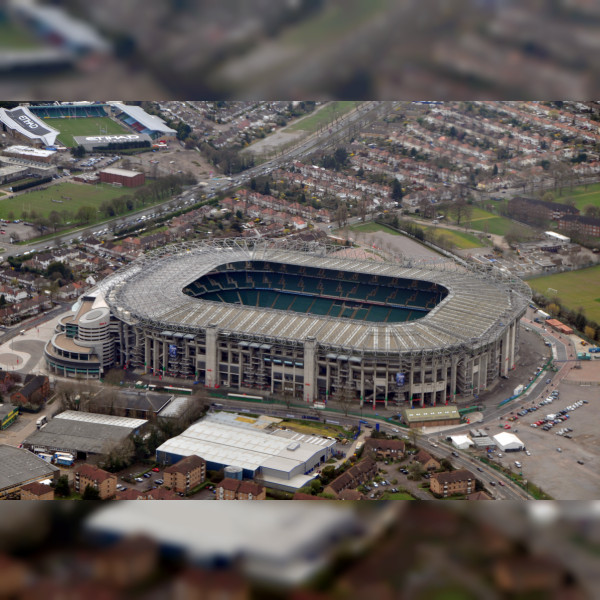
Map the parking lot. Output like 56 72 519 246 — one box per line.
493 382 600 499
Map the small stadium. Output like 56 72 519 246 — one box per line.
28 103 126 147
95 239 530 408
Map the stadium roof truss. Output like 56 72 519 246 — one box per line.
102 238 531 357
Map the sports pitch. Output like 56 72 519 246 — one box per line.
0 182 136 221
44 117 129 148
527 265 600 324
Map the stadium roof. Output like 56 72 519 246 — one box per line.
0 444 58 492
102 239 531 355
0 107 59 146
11 0 109 52
156 413 334 474
108 103 176 135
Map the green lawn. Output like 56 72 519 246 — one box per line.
527 265 600 324
0 181 138 222
0 21 40 49
286 101 359 133
561 182 600 211
349 222 401 235
380 491 415 500
44 117 128 148
461 207 514 236
283 0 391 46
425 227 486 250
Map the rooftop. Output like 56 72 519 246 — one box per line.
0 445 58 492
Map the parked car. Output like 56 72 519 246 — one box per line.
152 467 160 472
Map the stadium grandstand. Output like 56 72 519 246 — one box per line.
108 102 177 140
28 102 109 119
64 239 531 410
0 106 59 146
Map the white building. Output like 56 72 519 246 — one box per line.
493 432 524 452
156 413 336 492
450 435 474 450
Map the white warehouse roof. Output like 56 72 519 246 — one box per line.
450 435 474 449
493 432 524 451
54 410 147 430
156 413 335 474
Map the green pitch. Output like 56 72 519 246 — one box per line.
561 182 600 212
527 265 600 324
286 101 358 133
0 182 133 221
44 117 129 148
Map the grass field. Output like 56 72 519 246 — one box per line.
44 117 128 148
380 491 415 500
350 221 485 250
424 227 485 249
349 222 401 235
0 182 136 221
462 206 515 236
281 419 348 437
527 265 600 324
561 182 600 211
0 22 40 49
286 101 359 133
283 0 391 46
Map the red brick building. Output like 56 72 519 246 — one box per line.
74 464 117 499
20 481 54 500
215 478 266 500
163 454 206 494
10 375 50 406
99 167 145 188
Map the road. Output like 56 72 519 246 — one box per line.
1 102 392 259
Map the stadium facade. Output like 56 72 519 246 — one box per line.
47 239 531 408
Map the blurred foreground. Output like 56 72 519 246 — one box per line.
1 0 600 99
0 501 598 598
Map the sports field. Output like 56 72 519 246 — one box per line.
561 182 600 212
0 182 134 221
463 207 514 236
527 265 600 324
424 227 485 249
350 222 401 236
44 117 129 147
286 101 358 133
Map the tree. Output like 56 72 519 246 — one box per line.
547 302 561 317
333 381 356 417
407 462 425 481
48 210 62 233
450 197 472 226
82 485 101 500
584 325 596 341
75 205 96 225
54 475 70 498
391 179 403 202
492 164 498 176
71 145 86 158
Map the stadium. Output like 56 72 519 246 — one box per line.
51 239 530 407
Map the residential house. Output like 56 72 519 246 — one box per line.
493 556 574 596
83 535 158 590
338 489 365 500
215 478 266 500
557 214 600 237
74 464 117 499
429 469 476 497
117 488 178 500
364 438 405 460
20 481 54 500
324 458 378 498
413 449 440 471
10 374 50 406
163 454 206 494
173 567 250 600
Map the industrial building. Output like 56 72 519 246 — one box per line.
94 238 529 409
0 445 59 499
99 167 145 188
23 411 147 462
402 405 462 429
2 145 55 163
156 412 336 492
85 502 359 586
